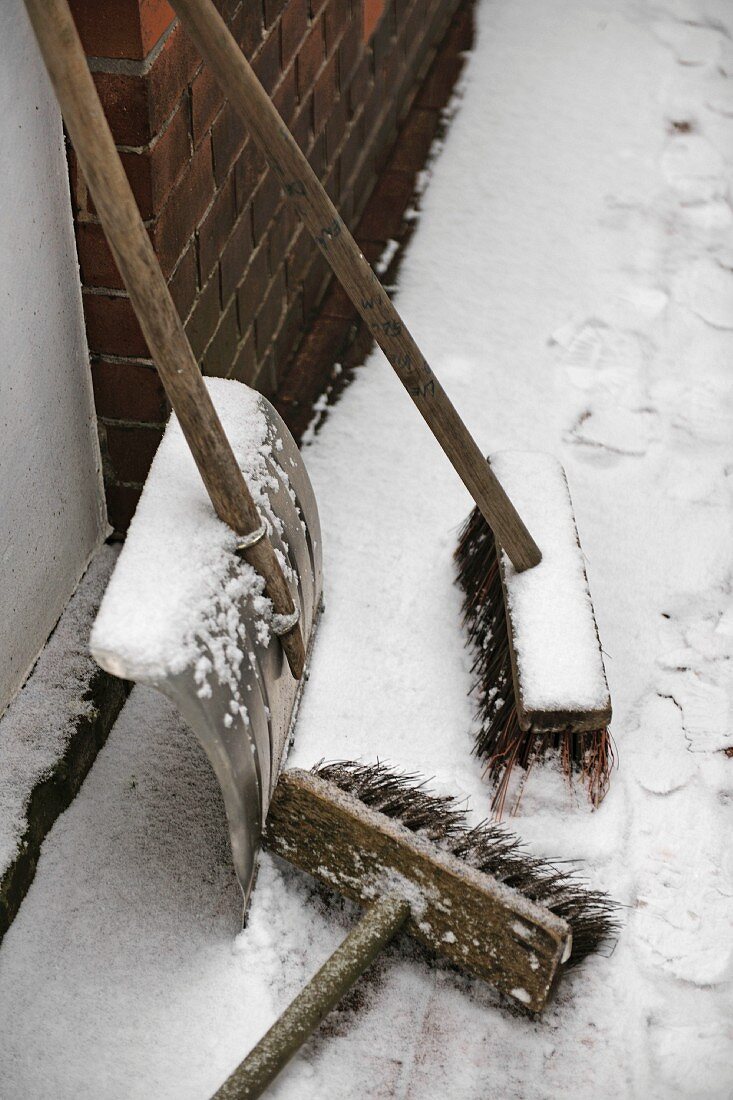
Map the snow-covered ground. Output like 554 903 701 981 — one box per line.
1 0 732 1095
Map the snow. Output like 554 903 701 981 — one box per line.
1 0 732 1096
91 378 280 686
0 546 118 877
490 450 611 714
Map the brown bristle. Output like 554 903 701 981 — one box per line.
455 507 615 814
314 760 619 966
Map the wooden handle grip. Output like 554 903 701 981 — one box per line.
170 0 541 572
24 0 305 677
213 893 410 1098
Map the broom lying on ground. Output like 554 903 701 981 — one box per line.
213 760 619 1099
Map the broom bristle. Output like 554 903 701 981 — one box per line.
314 760 619 966
455 507 615 814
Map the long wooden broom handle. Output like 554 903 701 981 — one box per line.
170 0 541 573
24 0 305 679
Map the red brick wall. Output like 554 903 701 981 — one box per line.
67 0 461 532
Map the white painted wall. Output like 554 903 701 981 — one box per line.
0 1 107 716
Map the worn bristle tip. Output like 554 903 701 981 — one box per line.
454 507 615 814
314 760 619 966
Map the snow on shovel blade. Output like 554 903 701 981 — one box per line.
90 378 322 908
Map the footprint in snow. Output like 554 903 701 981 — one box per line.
667 670 732 754
564 405 659 460
660 133 727 204
672 257 733 328
705 81 733 118
651 20 724 66
648 996 733 1098
632 794 732 986
550 319 652 401
630 694 696 795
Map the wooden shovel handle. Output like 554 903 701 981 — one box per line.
24 0 305 678
170 0 541 573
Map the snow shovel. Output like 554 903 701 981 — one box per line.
24 0 322 908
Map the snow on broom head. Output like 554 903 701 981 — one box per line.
454 452 615 816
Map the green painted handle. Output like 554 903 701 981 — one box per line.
212 893 411 1099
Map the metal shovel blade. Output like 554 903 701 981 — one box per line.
90 378 322 909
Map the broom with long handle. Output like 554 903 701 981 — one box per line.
169 0 613 804
170 0 542 576
23 0 306 680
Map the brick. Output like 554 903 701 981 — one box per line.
252 174 281 242
268 203 299 280
122 99 193 220
416 43 464 109
360 68 385 140
296 18 325 98
274 288 305 365
105 422 164 484
386 107 438 173
313 52 338 134
76 222 122 289
106 483 143 533
372 1 396 67
92 71 148 149
237 243 270 328
229 326 257 384
255 267 287 356
357 170 413 242
273 62 298 124
92 23 199 147
145 24 201 136
216 0 241 21
281 0 308 61
83 292 148 358
290 98 311 152
203 298 240 377
307 131 327 179
185 270 221 360
338 14 362 87
320 278 357 322
286 315 346 389
220 210 255 304
339 108 365 187
363 0 386 41
68 0 174 61
264 0 287 26
302 250 331 318
191 65 226 146
323 157 340 204
254 349 278 398
325 93 348 161
235 1 264 56
234 139 268 213
168 242 198 322
198 173 237 282
347 54 371 117
274 312 345 436
253 25 282 94
91 359 168 422
152 135 215 275
73 96 190 221
212 103 247 187
323 0 350 54
340 317 375 368
286 225 314 289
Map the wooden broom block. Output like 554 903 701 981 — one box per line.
265 770 572 1012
